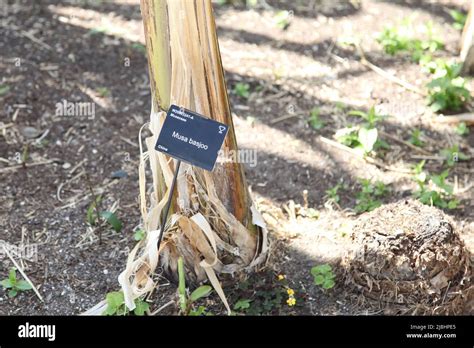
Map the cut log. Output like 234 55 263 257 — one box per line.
342 200 472 315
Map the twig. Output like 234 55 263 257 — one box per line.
12 108 20 122
85 173 103 245
434 113 474 125
9 24 52 50
379 130 432 156
319 136 412 174
260 90 288 103
355 43 425 96
150 300 175 315
410 154 444 161
2 244 44 302
120 136 139 148
57 170 85 202
455 182 473 194
35 129 50 144
270 113 303 124
69 159 86 175
0 123 14 130
328 52 347 64
441 281 451 305
55 180 117 210
0 158 59 173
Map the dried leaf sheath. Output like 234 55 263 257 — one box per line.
113 0 268 313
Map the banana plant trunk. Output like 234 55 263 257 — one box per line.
461 0 474 74
124 0 267 310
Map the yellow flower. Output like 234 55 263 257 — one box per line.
287 297 296 306
286 288 294 296
277 274 285 281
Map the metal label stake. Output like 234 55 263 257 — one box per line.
156 159 181 253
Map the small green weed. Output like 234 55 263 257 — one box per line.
131 43 147 55
233 299 252 311
408 128 425 147
1 268 33 298
97 87 110 97
177 257 213 316
413 168 459 210
348 106 384 128
273 10 292 30
308 108 325 130
354 179 388 213
87 195 123 232
103 291 149 316
377 19 443 62
440 145 468 167
336 107 390 156
325 183 342 203
426 62 470 112
449 10 467 30
311 264 335 290
232 272 297 315
233 82 250 99
336 126 388 156
133 228 146 241
0 84 10 96
455 122 469 136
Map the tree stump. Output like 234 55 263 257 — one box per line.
342 200 472 314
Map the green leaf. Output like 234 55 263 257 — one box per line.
15 280 32 291
234 299 251 311
8 289 18 298
309 108 325 130
447 199 458 210
274 10 291 30
86 196 101 225
322 279 335 289
103 306 117 316
311 264 332 275
374 181 388 196
413 160 426 175
96 87 110 97
430 100 444 112
131 43 147 55
100 211 122 232
189 305 207 316
409 129 424 147
133 300 149 316
190 285 212 302
233 83 250 99
0 85 10 96
1 279 12 289
133 229 146 241
358 127 378 153
314 275 324 285
105 291 124 313
431 170 453 194
8 268 17 286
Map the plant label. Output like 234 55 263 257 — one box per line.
155 104 229 171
